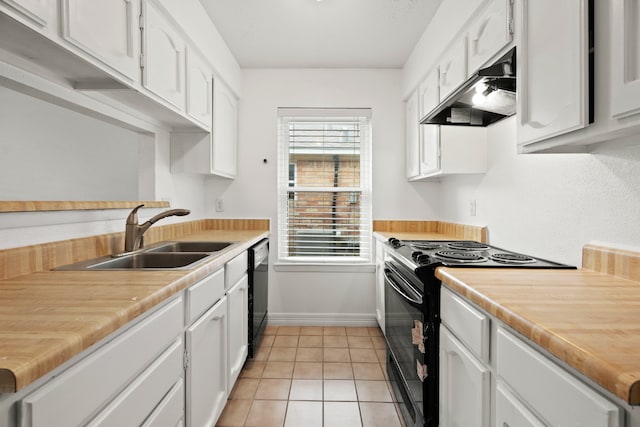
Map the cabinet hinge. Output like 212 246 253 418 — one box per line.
138 12 145 30
183 349 190 371
140 53 145 69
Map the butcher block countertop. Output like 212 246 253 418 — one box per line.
0 224 268 393
437 243 640 405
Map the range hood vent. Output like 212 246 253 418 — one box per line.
421 47 516 127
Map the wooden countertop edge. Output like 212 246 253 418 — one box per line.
0 230 269 393
0 201 170 212
436 268 640 405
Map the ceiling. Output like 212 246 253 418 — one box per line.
198 0 443 69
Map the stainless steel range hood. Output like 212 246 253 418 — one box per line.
421 47 516 127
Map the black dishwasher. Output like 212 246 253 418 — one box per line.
247 238 269 358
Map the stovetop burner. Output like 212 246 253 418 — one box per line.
435 250 487 263
386 238 575 270
411 242 442 251
490 252 536 264
446 241 490 251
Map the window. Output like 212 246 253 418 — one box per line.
277 108 372 264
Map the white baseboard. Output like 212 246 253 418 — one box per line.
267 312 378 327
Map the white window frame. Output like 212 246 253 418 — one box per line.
276 107 373 266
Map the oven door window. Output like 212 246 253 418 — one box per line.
384 262 426 421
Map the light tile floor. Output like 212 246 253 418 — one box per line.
216 325 405 427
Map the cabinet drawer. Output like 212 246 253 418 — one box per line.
225 250 247 290
186 267 224 324
496 382 545 427
497 327 621 427
87 338 183 426
142 378 185 427
440 287 489 362
21 297 184 427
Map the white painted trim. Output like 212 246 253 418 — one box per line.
267 312 377 327
273 263 375 273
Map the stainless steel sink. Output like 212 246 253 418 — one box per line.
146 241 233 253
55 252 211 270
54 240 236 271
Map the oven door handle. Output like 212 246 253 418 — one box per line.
384 268 423 306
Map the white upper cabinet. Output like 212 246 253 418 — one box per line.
516 0 590 146
406 90 421 179
142 0 187 110
467 0 513 74
1 0 51 27
170 77 239 179
419 67 440 118
186 49 213 129
439 37 467 101
212 77 238 178
611 0 640 119
60 0 140 82
418 69 441 176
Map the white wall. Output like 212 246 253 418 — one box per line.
0 86 139 201
437 117 640 267
205 68 441 324
0 91 208 250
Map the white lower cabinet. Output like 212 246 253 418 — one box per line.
185 296 228 427
142 379 185 427
439 323 490 427
440 287 624 427
227 274 249 388
20 297 184 427
375 239 385 332
497 327 621 427
495 382 545 427
87 338 184 427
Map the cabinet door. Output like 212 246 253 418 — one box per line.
212 78 238 178
186 296 228 427
611 0 640 118
143 0 186 110
375 260 385 332
1 0 51 27
517 0 589 145
419 125 440 176
406 90 420 179
439 37 467 101
468 0 513 74
186 49 212 128
227 274 249 388
418 68 440 119
439 326 490 427
495 383 546 427
61 0 139 82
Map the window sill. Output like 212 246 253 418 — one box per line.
273 263 376 273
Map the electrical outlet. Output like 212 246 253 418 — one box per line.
470 199 477 217
215 198 224 212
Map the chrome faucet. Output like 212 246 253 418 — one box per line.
124 204 191 252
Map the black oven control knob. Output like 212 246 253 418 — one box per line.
388 238 401 248
411 251 423 261
416 254 432 265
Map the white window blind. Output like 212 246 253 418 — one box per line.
277 108 372 264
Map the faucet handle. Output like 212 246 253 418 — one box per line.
126 204 145 225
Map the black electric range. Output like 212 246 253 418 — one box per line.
382 238 575 427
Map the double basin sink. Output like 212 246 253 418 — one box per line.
56 241 235 270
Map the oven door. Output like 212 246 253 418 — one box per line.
384 261 426 427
